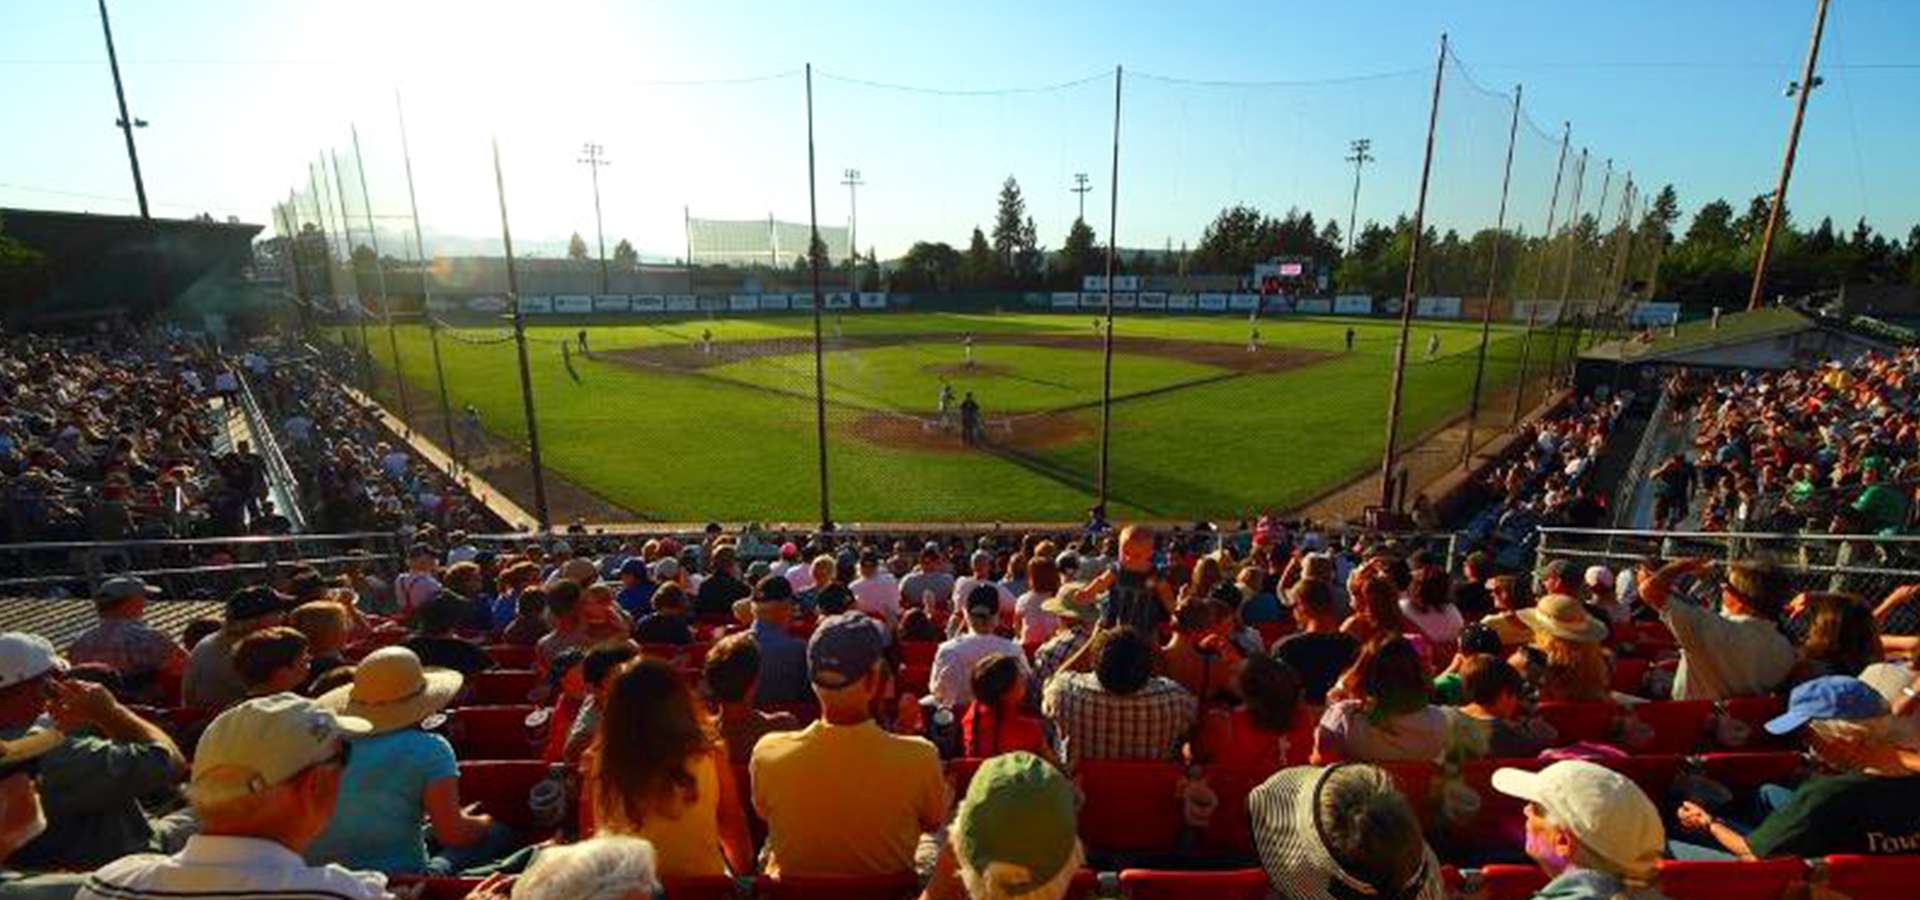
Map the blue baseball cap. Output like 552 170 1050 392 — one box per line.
807 612 887 689
1765 675 1889 735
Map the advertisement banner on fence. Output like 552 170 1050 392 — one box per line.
424 296 457 313
697 295 727 312
858 292 888 309
462 296 507 314
1511 299 1562 323
820 293 851 310
1263 294 1297 313
1167 293 1196 310
1138 292 1167 309
1198 293 1230 311
1082 275 1141 292
1333 295 1373 315
632 295 665 313
1629 301 1681 326
728 294 760 312
547 295 589 314
1113 292 1137 309
760 294 791 311
664 294 697 312
1229 293 1260 311
1051 292 1079 309
592 295 631 313
1415 296 1462 319
1297 298 1332 314
520 295 554 314
1079 293 1105 308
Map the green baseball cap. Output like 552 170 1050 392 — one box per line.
954 752 1077 890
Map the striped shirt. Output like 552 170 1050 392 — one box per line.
77 835 390 900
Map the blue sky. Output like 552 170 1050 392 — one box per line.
1 0 1913 260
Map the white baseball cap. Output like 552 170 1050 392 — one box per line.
0 634 67 690
1584 566 1616 589
1492 761 1663 881
188 694 372 807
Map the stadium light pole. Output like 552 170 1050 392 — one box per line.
1343 138 1373 258
1378 34 1447 514
493 136 551 531
397 90 459 465
95 0 149 220
578 142 612 295
1094 65 1123 526
1749 0 1830 311
352 124 412 429
1071 172 1092 223
806 65 833 531
1462 83 1523 469
841 168 864 289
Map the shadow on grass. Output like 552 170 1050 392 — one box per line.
975 439 1171 519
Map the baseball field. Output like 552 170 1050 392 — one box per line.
334 311 1537 523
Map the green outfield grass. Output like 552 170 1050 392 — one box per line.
339 311 1533 522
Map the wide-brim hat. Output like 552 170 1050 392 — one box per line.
1040 584 1098 622
1517 593 1609 643
1248 766 1446 900
318 646 463 735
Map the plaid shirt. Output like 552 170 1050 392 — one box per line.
1032 628 1088 685
1042 671 1196 769
67 620 185 701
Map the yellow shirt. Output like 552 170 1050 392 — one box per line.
749 719 948 877
595 751 727 878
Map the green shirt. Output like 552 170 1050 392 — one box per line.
6 728 176 870
1854 484 1910 534
1746 773 1920 858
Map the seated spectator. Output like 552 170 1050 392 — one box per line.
394 544 444 618
183 586 289 710
751 613 947 877
613 558 655 619
1430 623 1504 705
488 562 539 632
1192 654 1304 769
1482 574 1536 647
561 642 641 763
633 584 693 645
1444 655 1553 760
849 550 902 628
1491 760 1669 900
703 634 799 765
919 752 1081 900
3 629 193 871
813 583 854 617
1638 558 1795 700
1161 597 1242 703
961 654 1052 762
402 591 495 677
1237 565 1285 626
694 546 751 618
538 650 588 764
75 695 389 900
1452 552 1494 621
290 601 352 692
794 555 840 616
953 550 1016 626
1789 592 1882 682
1042 626 1197 768
931 587 1029 708
1032 584 1097 686
306 647 502 875
234 626 312 698
1584 565 1630 626
1247 763 1446 900
499 586 549 647
1014 556 1063 645
1400 566 1464 655
1672 675 1920 859
748 576 810 706
506 835 659 900
65 576 185 706
1342 573 1413 649
536 582 626 671
586 657 754 877
1275 578 1360 707
1519 593 1613 703
1315 635 1446 764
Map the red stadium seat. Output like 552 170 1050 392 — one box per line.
1371 760 1438 829
1064 869 1101 900
1116 868 1269 900
465 668 538 706
1625 700 1715 755
898 665 931 697
1611 657 1651 695
1536 701 1620 745
757 873 919 900
1074 762 1185 857
1695 752 1804 793
487 644 536 669
457 760 549 833
1655 859 1806 900
899 640 938 667
1474 864 1551 900
1718 696 1790 749
1598 754 1684 803
1198 764 1282 857
1821 854 1920 900
658 876 741 900
440 705 542 760
387 876 481 900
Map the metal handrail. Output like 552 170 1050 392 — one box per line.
1609 385 1673 529
234 366 309 532
1538 525 1920 545
0 531 400 555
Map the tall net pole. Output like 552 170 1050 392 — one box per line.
1094 65 1123 525
352 124 412 428
1378 34 1449 512
396 91 459 464
805 64 832 530
1749 0 1831 310
493 137 550 531
328 150 376 391
1462 83 1523 467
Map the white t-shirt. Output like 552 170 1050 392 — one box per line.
850 573 901 624
1398 599 1464 647
1663 599 1795 701
1015 589 1059 645
78 836 388 900
952 576 1016 620
928 632 1029 707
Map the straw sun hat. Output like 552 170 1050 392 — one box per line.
317 646 463 735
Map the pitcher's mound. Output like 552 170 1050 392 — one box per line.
845 411 1090 455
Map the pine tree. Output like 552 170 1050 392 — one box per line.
568 232 590 260
991 176 1028 271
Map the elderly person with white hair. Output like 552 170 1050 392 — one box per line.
1492 760 1671 900
505 836 659 900
920 752 1081 900
1670 675 1920 860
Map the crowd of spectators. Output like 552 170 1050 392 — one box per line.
0 505 1914 900
1651 349 1920 535
1459 390 1629 565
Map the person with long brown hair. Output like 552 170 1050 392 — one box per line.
586 658 755 878
1519 593 1614 703
1792 592 1883 682
961 654 1055 764
1314 635 1446 764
